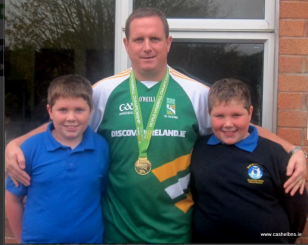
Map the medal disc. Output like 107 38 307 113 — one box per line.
135 158 152 175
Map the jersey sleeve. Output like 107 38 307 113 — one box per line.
89 70 131 132
89 85 105 132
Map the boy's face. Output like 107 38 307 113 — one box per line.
47 97 92 146
210 99 253 145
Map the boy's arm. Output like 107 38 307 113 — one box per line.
254 124 307 195
5 123 49 186
5 191 24 243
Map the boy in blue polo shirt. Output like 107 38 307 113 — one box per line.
5 75 110 243
191 78 308 243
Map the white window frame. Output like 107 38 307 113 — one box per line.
114 0 278 131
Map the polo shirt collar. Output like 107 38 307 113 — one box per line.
44 122 95 151
207 125 258 152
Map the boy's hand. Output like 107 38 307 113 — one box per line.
5 141 31 187
283 150 307 196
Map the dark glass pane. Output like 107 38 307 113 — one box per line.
0 39 3 76
134 0 265 19
5 0 115 142
168 42 264 125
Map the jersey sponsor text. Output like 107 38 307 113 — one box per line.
111 129 186 138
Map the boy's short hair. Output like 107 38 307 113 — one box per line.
208 78 251 113
47 75 93 108
125 7 169 39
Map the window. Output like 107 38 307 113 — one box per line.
134 0 265 19
5 0 115 143
115 0 277 130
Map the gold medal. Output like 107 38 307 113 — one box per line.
135 157 152 175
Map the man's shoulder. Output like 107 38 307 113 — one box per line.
169 66 210 91
92 69 131 90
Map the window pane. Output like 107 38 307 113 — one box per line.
134 0 265 19
168 42 264 124
5 0 115 142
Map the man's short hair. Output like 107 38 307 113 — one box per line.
125 7 169 39
47 75 93 109
208 78 252 113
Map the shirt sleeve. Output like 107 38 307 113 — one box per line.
5 176 27 197
5 142 32 197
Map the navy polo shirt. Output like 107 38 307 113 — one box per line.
6 122 109 243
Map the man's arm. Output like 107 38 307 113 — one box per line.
5 191 24 243
254 124 307 195
5 123 49 186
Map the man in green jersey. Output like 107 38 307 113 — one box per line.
5 7 307 243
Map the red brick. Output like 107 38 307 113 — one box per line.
305 95 308 110
277 128 302 145
280 2 308 19
306 57 308 72
303 130 308 146
279 56 304 73
278 110 307 127
280 39 308 55
280 20 305 37
278 75 308 92
278 93 303 109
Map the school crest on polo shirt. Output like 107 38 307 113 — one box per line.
247 163 264 184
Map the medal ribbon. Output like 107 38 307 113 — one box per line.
129 67 169 159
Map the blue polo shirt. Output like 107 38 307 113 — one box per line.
6 122 110 243
207 125 258 152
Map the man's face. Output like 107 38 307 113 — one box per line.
124 16 172 81
210 100 253 145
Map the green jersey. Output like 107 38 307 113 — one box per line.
90 67 211 243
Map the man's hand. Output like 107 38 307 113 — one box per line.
5 141 30 187
283 150 307 196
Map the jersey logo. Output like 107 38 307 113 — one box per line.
119 103 133 111
167 98 176 115
164 98 178 119
119 103 134 116
247 163 264 184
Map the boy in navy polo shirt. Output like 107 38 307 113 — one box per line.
191 78 308 243
5 75 110 243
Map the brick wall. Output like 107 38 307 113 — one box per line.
279 1 308 243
